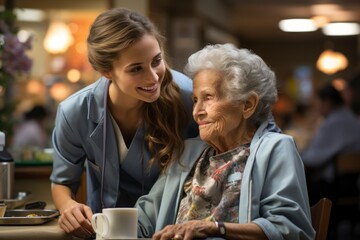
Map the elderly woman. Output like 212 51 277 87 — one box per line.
136 44 315 240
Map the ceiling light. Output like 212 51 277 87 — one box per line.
322 22 360 36
279 19 318 32
15 8 46 22
316 49 348 75
43 22 74 54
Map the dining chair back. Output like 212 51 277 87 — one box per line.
335 153 360 207
336 153 360 175
310 198 332 240
332 153 360 238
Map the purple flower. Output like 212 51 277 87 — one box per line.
0 20 10 34
0 20 33 76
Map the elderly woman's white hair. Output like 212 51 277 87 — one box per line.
184 43 278 127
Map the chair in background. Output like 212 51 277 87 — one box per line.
311 198 332 240
333 153 360 239
335 153 360 207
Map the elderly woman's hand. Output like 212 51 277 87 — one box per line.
152 220 217 240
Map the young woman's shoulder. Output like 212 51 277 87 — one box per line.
56 77 107 125
58 78 106 113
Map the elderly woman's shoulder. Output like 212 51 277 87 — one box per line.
254 132 301 164
172 137 208 170
261 131 297 147
183 137 209 156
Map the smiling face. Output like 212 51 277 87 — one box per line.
104 34 166 107
192 69 253 153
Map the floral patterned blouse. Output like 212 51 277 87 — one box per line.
176 144 250 224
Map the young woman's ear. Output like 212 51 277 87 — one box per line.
100 71 112 80
243 92 259 119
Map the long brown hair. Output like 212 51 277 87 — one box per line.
87 8 188 172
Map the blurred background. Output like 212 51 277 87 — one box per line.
0 0 359 152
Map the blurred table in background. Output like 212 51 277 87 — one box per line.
14 160 87 208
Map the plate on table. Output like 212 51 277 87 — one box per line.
1 192 31 209
0 209 60 225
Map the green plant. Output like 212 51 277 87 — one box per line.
0 8 32 137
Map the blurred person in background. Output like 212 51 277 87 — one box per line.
283 103 313 152
344 71 360 121
11 105 50 159
300 83 360 205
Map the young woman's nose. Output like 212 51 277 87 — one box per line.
146 68 159 83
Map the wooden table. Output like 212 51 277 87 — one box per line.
0 218 152 240
0 219 75 240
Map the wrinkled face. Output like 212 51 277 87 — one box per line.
192 69 246 149
106 34 166 104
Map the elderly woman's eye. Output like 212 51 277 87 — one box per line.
205 95 213 101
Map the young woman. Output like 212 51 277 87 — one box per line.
50 8 197 238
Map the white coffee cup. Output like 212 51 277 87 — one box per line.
91 208 138 239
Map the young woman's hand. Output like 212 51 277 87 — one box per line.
58 199 95 239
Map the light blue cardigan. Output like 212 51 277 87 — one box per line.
136 122 315 240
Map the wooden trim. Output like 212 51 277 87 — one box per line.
311 198 332 240
336 153 360 174
15 166 87 204
15 166 53 179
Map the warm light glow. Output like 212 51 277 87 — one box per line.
322 22 360 36
44 22 74 54
26 79 45 95
332 78 346 91
75 42 87 54
311 16 330 28
49 82 72 101
17 30 31 43
50 56 66 72
68 22 79 33
15 8 45 22
67 69 81 83
316 49 348 75
310 4 341 16
279 19 318 32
